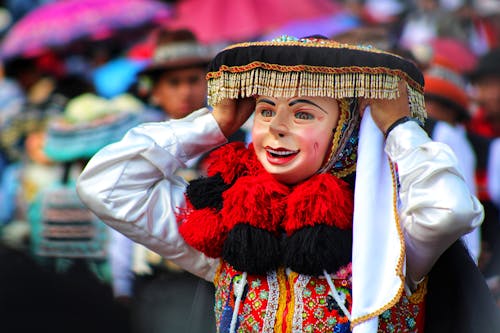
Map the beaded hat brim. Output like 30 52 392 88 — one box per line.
207 37 426 121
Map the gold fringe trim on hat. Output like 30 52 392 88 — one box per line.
207 65 426 122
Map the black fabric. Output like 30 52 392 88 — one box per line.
283 225 352 276
186 173 229 210
222 224 282 275
208 41 424 87
466 133 500 278
423 117 438 137
467 132 491 171
467 47 500 82
425 241 500 333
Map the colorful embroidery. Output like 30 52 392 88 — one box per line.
214 262 424 333
378 295 423 333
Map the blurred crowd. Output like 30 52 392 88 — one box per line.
0 0 499 332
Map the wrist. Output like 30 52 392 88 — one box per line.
385 116 422 138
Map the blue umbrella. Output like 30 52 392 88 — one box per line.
93 57 149 99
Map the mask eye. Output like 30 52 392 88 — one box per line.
260 109 275 118
295 111 314 120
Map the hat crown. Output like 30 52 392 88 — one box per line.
426 65 466 90
152 41 209 64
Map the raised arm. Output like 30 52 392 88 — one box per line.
385 118 483 286
366 80 483 285
76 108 227 281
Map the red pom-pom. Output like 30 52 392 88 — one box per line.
203 142 247 183
221 172 290 233
283 173 353 235
178 207 227 258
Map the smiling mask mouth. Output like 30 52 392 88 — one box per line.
266 147 299 158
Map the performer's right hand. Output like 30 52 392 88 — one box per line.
212 97 255 138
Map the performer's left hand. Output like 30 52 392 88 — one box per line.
359 80 411 134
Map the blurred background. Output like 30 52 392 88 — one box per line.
0 0 499 332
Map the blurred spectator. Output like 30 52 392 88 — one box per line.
470 0 500 54
462 47 500 304
423 64 481 262
137 28 211 120
467 47 500 138
0 62 26 226
399 0 467 49
0 62 25 127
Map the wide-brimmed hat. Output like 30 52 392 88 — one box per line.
206 35 426 121
467 47 500 82
140 29 211 75
424 65 470 121
43 93 147 162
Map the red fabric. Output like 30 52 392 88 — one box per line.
215 261 424 332
179 143 355 257
205 142 262 184
221 173 289 232
467 108 499 138
283 173 353 235
178 204 226 258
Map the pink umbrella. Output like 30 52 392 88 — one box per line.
1 0 172 59
260 11 360 41
166 0 342 44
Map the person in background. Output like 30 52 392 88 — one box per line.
465 47 500 305
0 61 25 227
138 28 211 120
422 64 481 263
467 47 500 138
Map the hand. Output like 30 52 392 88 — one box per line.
359 80 411 134
212 97 256 138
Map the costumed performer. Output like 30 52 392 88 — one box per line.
76 36 497 332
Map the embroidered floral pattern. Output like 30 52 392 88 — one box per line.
378 295 423 333
214 262 424 333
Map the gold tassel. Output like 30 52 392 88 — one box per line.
208 69 427 121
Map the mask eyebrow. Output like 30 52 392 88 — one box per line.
256 98 276 106
289 99 327 114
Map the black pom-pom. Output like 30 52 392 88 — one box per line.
186 173 230 210
283 225 352 276
222 224 282 275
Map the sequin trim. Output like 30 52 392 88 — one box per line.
292 274 311 332
263 271 279 333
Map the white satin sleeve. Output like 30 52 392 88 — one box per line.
76 108 227 282
385 121 484 284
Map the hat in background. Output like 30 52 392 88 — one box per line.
139 29 211 76
467 47 500 82
44 93 145 162
424 65 470 121
429 37 477 74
